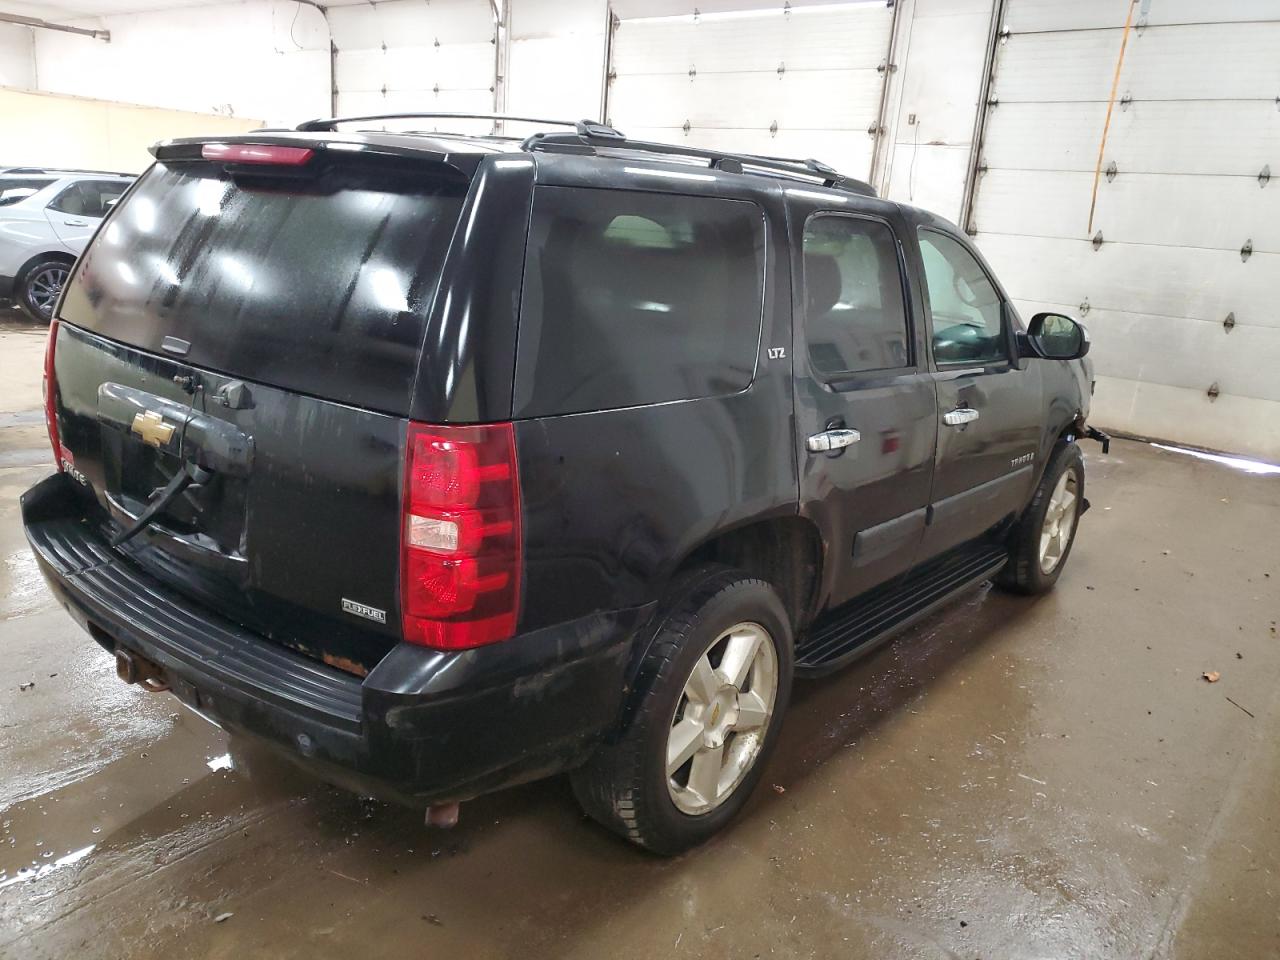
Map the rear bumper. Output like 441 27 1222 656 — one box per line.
22 472 642 806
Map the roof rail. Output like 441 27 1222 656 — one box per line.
520 128 875 197
295 112 588 133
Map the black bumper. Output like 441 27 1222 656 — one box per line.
22 472 641 806
0 274 14 301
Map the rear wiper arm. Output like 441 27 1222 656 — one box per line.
109 461 212 548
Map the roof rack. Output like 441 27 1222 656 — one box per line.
295 112 588 133
1 166 134 177
290 113 874 196
520 124 875 197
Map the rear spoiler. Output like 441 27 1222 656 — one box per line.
149 134 478 181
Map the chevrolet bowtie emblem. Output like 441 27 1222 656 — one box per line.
130 410 176 448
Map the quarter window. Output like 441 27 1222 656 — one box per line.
514 186 765 417
801 214 910 376
918 230 1005 365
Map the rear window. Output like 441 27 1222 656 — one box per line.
60 160 466 414
513 186 764 417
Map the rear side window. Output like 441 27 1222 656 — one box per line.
802 214 910 376
514 186 764 417
48 179 128 218
60 161 465 414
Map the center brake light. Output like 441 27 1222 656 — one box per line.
201 143 315 165
401 423 522 650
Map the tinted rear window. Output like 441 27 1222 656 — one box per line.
513 186 764 417
60 160 466 414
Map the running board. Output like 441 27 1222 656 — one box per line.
795 542 1009 677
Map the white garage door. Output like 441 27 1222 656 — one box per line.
969 0 1280 461
607 2 895 180
328 0 495 132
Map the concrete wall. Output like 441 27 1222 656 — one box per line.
0 22 36 91
28 1 330 126
0 86 264 171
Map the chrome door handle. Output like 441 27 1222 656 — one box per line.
806 428 861 453
942 408 980 426
62 219 89 227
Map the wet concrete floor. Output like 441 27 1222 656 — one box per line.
1 307 1277 958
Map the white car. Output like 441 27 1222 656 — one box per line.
0 168 134 322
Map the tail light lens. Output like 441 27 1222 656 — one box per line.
42 320 64 471
401 422 522 650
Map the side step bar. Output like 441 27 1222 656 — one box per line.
795 542 1009 677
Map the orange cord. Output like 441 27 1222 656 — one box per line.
1087 0 1139 235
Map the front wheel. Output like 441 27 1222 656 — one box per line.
571 567 793 855
17 258 71 323
998 441 1085 594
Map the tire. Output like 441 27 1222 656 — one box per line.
571 566 794 855
998 440 1085 595
17 257 72 324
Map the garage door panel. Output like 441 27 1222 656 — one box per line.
611 8 891 76
1088 375 1280 458
993 23 1280 103
610 5 891 182
1012 297 1280 405
976 1 1278 459
336 43 494 93
971 170 1095 239
621 125 873 175
979 170 1280 251
1005 0 1280 32
335 89 494 126
1122 22 1280 101
610 70 882 130
982 101 1280 176
979 235 1280 331
1088 310 1278 402
992 32 1132 103
1094 175 1280 252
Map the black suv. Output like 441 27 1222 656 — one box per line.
22 116 1101 854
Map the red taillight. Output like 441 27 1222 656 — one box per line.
42 320 63 471
201 143 314 165
401 423 522 650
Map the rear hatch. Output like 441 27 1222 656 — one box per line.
50 141 470 674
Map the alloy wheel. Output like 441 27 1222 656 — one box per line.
27 265 69 320
1038 470 1079 574
666 621 778 815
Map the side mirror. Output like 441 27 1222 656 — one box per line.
1021 312 1090 360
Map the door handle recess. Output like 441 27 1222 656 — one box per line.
806 428 861 453
63 219 89 227
942 408 980 426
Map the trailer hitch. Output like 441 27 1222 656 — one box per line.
1084 425 1111 454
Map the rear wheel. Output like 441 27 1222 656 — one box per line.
17 258 71 323
998 441 1085 594
571 567 793 855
